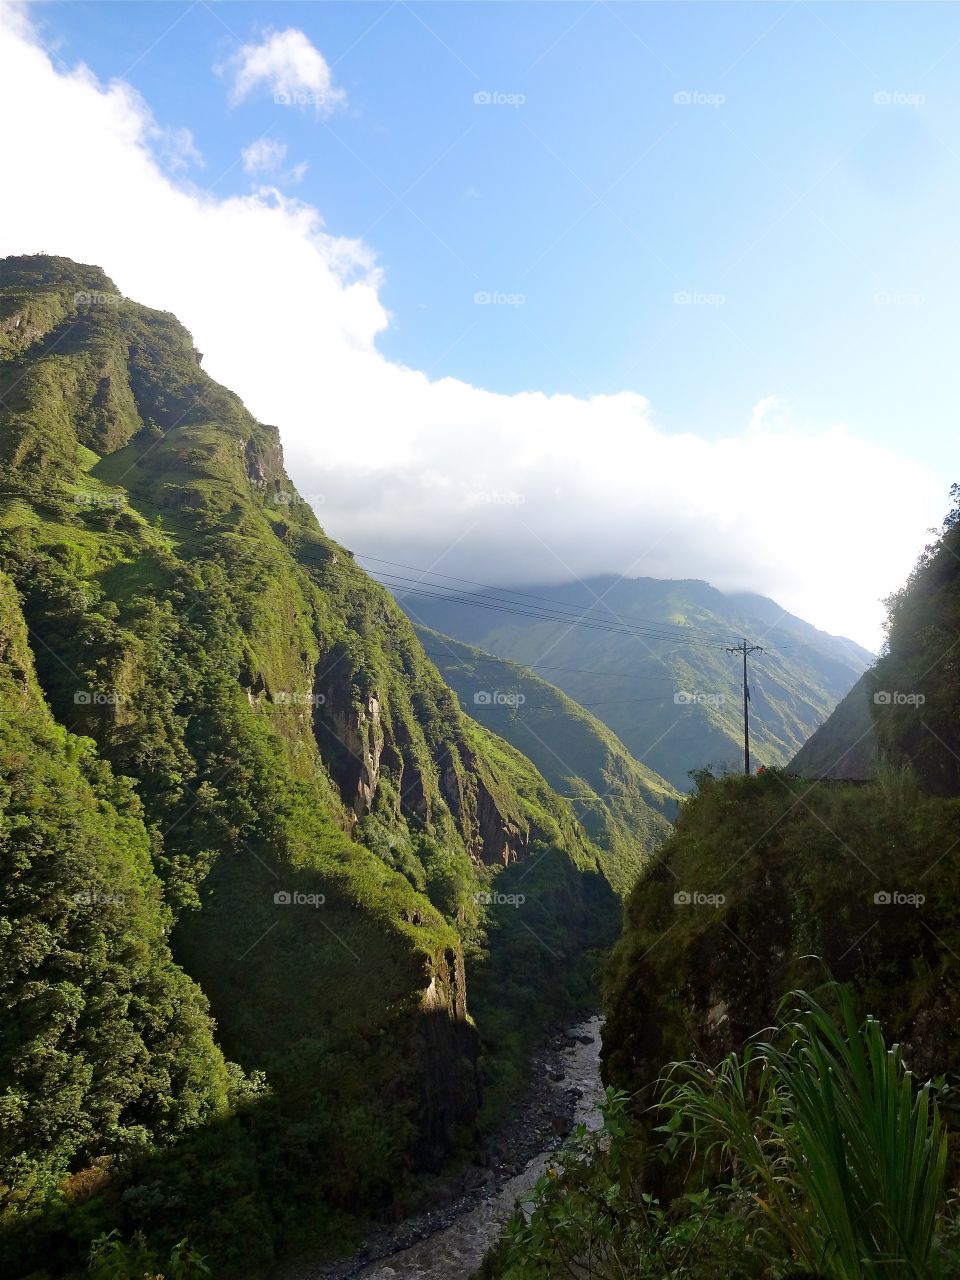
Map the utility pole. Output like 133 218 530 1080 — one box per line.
726 638 763 775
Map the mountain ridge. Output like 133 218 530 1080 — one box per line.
413 625 679 894
396 573 872 789
0 254 628 1273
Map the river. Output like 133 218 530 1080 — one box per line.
351 1015 605 1280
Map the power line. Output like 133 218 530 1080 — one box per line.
378 571 729 646
355 553 740 645
420 651 674 680
726 638 764 775
297 547 729 651
367 574 730 651
302 547 871 670
358 553 872 666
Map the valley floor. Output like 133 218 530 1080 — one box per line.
276 1017 605 1280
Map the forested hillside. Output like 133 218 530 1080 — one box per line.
0 256 631 1275
604 484 960 1153
400 576 872 790
414 626 678 894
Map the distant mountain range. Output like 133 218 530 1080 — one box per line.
414 626 679 894
396 576 873 790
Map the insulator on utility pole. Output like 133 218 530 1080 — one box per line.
725 638 763 775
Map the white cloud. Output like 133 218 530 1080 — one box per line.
0 5 945 650
226 28 346 114
151 124 203 172
242 137 287 174
750 394 788 432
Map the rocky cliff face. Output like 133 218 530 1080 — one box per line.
440 750 533 867
415 945 480 1167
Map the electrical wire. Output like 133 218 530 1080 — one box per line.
368 574 731 651
354 553 740 645
419 651 674 680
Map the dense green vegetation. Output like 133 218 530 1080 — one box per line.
0 570 236 1257
0 255 635 1276
788 486 960 785
602 766 960 1092
871 483 960 795
402 577 872 790
484 986 960 1279
414 626 678 894
482 493 960 1277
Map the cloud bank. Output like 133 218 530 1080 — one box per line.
0 5 944 648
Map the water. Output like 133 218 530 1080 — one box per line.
352 1015 604 1280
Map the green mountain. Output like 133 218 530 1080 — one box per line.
481 502 960 1279
413 626 679 895
397 576 873 790
869 492 960 795
0 256 630 1275
603 485 960 1120
788 495 960 785
789 670 878 778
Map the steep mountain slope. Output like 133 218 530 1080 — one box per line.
603 768 960 1099
870 488 960 795
414 626 678 894
603 488 960 1108
787 495 960 785
0 569 235 1236
0 256 622 1274
788 670 878 778
398 576 872 790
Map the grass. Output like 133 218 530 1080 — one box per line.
662 982 949 1277
487 982 958 1280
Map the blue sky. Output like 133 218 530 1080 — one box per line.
39 1 960 463
1 2 955 645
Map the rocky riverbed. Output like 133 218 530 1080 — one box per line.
279 1015 604 1280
